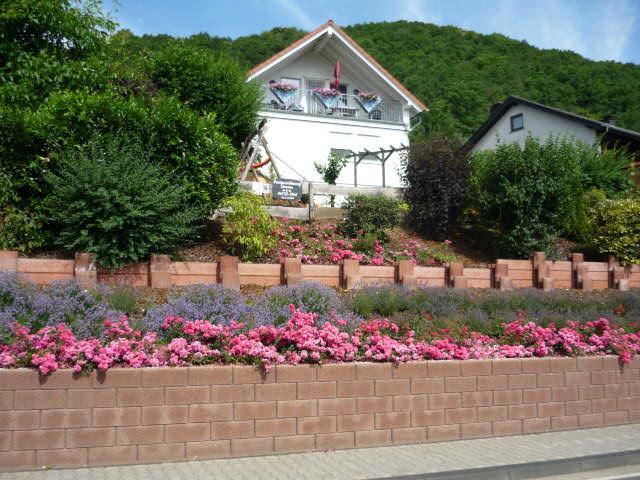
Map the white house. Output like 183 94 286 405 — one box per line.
245 20 427 189
466 95 640 155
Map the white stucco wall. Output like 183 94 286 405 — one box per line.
471 104 598 152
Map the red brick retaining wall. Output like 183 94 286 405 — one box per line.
1 357 639 471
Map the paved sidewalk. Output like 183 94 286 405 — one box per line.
3 425 639 480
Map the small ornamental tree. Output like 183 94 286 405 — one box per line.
314 151 348 207
401 136 469 239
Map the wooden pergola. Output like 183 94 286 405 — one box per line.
342 144 409 187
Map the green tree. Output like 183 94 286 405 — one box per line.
314 151 348 207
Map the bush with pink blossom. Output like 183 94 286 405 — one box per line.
1 306 638 375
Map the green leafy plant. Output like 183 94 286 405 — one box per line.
314 151 348 207
576 144 634 198
44 134 201 269
341 194 407 240
221 192 278 261
402 136 469 239
0 170 44 252
588 197 640 265
469 136 585 257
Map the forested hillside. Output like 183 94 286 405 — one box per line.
114 21 640 139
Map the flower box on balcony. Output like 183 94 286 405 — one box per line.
313 87 341 109
355 90 382 113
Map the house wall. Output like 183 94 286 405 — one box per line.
1 358 638 471
471 104 598 152
256 112 409 188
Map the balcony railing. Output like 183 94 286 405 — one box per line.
259 85 404 124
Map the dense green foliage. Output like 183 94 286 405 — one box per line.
470 137 585 257
402 137 469 239
221 192 278 261
44 136 201 268
588 197 640 265
576 145 635 198
341 194 407 240
117 22 640 139
315 152 348 207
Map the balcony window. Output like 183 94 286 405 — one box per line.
510 113 524 132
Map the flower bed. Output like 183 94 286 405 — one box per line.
2 305 638 375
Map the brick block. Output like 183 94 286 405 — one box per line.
478 406 508 422
14 429 65 450
394 394 427 412
537 372 565 388
393 427 427 444
39 370 92 389
538 402 565 417
232 365 274 384
493 390 522 406
190 403 234 422
0 410 39 430
507 374 537 389
67 427 115 448
552 386 579 402
357 396 393 414
92 407 140 427
166 386 210 405
15 390 65 410
0 391 12 410
566 400 592 415
521 358 550 374
461 422 492 439
356 363 392 380
509 403 537 419
428 424 460 442
591 370 617 385
142 367 188 387
186 440 230 460
117 387 163 407
233 402 276 420
116 425 163 445
592 397 617 413
143 405 188 424
189 366 232 385
477 375 508 391
411 377 444 394
275 435 315 453
375 379 410 396
355 429 391 447
393 362 427 379
276 365 316 383
277 400 317 418
42 408 91 429
0 451 35 471
445 376 476 393
461 360 492 377
337 380 374 398
0 370 39 391
318 398 356 415
523 417 550 433
255 418 296 437
166 423 210 442
580 385 604 400
231 437 273 456
605 411 629 425
212 420 254 440
373 411 410 431
411 410 445 427
139 443 185 463
338 414 374 432
317 364 355 381
428 361 460 377
87 446 137 466
297 416 336 434
523 388 551 404
552 415 578 430
255 383 297 401
68 388 115 408
429 393 462 409
298 382 336 399
493 420 522 436
0 431 10 450
445 407 476 424
36 448 87 469
579 413 604 427
93 369 141 388
492 359 522 375
462 391 493 407
549 357 577 372
565 371 591 386
316 432 354 451
577 357 603 372
211 385 254 403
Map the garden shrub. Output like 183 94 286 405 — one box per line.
341 194 406 240
0 170 44 252
143 285 252 334
314 151 348 207
44 135 201 268
576 144 634 198
221 192 277 261
470 136 585 257
588 197 640 265
401 136 469 239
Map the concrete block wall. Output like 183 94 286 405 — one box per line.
1 357 638 471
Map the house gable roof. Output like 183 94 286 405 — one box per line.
246 20 427 113
465 95 640 149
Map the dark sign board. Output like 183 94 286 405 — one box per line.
272 178 302 201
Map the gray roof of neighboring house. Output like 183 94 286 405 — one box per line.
465 95 640 149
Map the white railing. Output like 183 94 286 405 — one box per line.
259 85 404 124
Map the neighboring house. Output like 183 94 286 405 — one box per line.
465 96 640 160
246 20 427 188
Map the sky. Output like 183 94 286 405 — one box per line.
103 0 640 64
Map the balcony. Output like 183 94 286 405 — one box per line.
259 85 404 124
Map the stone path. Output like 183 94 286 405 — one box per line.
3 425 639 480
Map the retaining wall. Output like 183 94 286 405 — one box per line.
1 357 638 471
1 250 638 292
